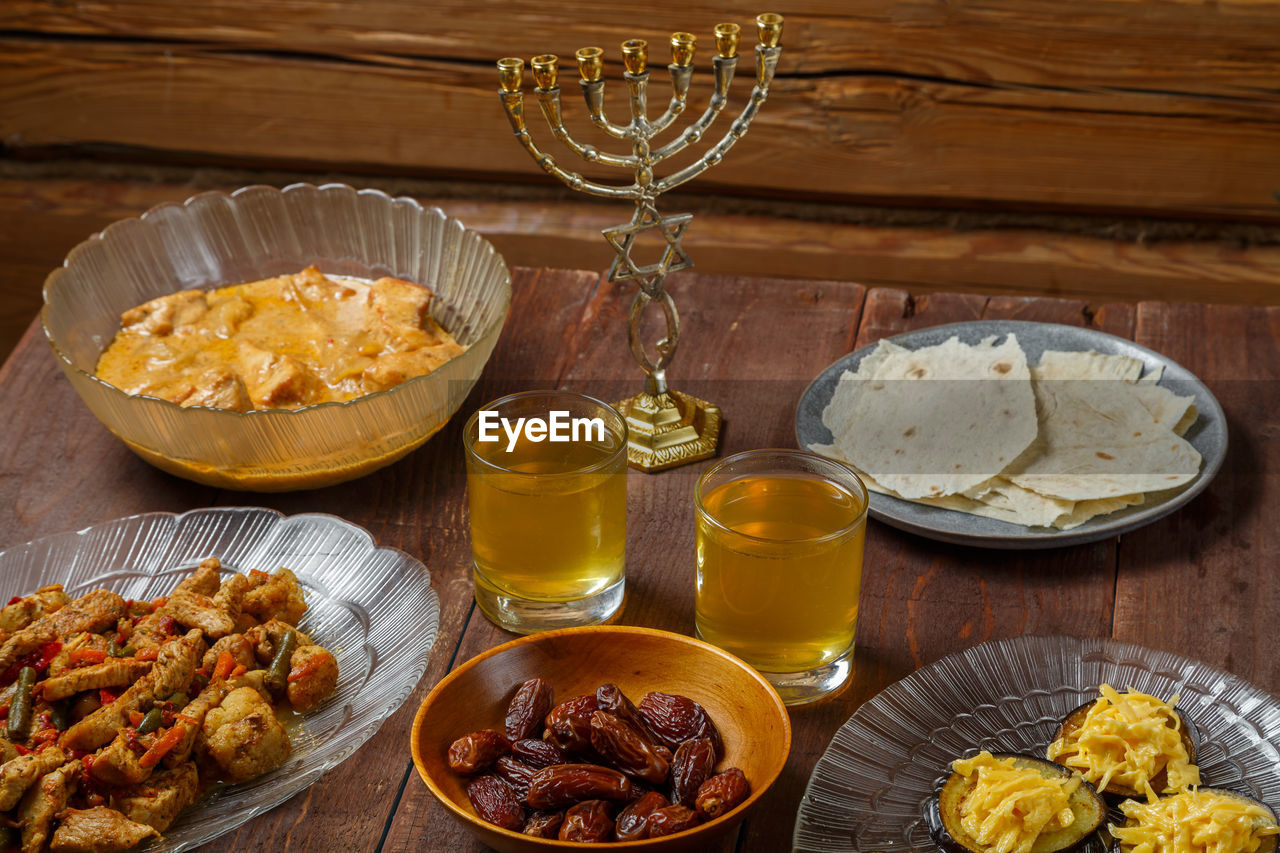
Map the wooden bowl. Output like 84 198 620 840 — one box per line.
410 626 792 852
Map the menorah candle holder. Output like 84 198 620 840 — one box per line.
497 13 783 472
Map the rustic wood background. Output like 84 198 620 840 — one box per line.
2 0 1279 360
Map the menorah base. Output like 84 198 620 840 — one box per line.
615 389 722 472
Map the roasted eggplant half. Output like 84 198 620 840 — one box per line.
1048 698 1198 800
1112 787 1279 853
930 753 1106 853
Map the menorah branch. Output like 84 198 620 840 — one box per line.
535 88 638 170
575 80 631 140
654 45 780 194
497 77 638 200
649 64 694 136
650 55 737 163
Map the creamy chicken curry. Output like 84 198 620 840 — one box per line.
95 266 466 411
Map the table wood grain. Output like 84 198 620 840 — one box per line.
0 268 1275 852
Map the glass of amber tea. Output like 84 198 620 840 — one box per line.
694 449 867 705
464 390 628 634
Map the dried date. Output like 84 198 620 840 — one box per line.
589 710 671 785
522 809 565 838
670 736 717 807
647 804 700 837
637 691 723 757
526 763 635 810
465 774 524 831
559 800 615 842
511 737 566 768
614 790 668 841
505 677 554 741
445 678 751 843
543 695 599 754
595 683 652 737
495 756 536 802
447 729 511 775
694 767 750 820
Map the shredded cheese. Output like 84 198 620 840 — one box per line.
1047 685 1201 800
1112 788 1280 853
950 751 1081 853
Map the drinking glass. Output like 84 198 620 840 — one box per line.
694 449 868 705
464 390 627 633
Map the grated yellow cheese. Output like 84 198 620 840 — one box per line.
1047 685 1201 800
951 751 1081 853
1112 788 1280 853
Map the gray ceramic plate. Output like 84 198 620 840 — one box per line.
795 320 1227 549
792 635 1280 853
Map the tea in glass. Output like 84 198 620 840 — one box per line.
464 391 627 633
695 449 867 704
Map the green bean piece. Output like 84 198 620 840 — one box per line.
6 667 36 740
106 637 119 658
117 645 136 658
167 692 189 709
48 702 69 732
264 628 298 693
136 707 164 736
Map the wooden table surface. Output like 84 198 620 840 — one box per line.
0 267 1276 852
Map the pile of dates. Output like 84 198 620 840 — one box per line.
446 678 751 842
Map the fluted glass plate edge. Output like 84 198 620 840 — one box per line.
792 634 1280 853
0 507 440 853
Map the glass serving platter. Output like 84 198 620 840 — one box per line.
793 634 1280 853
0 507 440 852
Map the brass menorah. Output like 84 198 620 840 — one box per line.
497 13 783 472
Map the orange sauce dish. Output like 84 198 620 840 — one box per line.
95 266 466 411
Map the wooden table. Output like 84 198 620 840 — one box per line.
1 268 1276 851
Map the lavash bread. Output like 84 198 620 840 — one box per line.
819 335 1037 500
811 338 1203 530
1003 363 1201 501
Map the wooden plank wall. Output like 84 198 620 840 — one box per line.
2 0 1280 359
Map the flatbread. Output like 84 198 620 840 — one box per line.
1037 349 1196 436
811 342 1201 530
1002 365 1202 500
820 335 1038 500
1035 350 1144 383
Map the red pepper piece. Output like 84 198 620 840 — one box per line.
138 723 187 768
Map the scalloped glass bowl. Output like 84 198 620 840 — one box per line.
0 507 440 853
42 183 512 491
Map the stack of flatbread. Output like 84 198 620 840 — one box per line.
809 335 1201 530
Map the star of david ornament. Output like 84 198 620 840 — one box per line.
602 205 693 288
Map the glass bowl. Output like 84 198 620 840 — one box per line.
0 506 440 852
42 182 512 491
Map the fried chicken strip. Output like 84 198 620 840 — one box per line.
38 659 153 702
60 629 204 753
0 591 126 675
49 806 159 853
